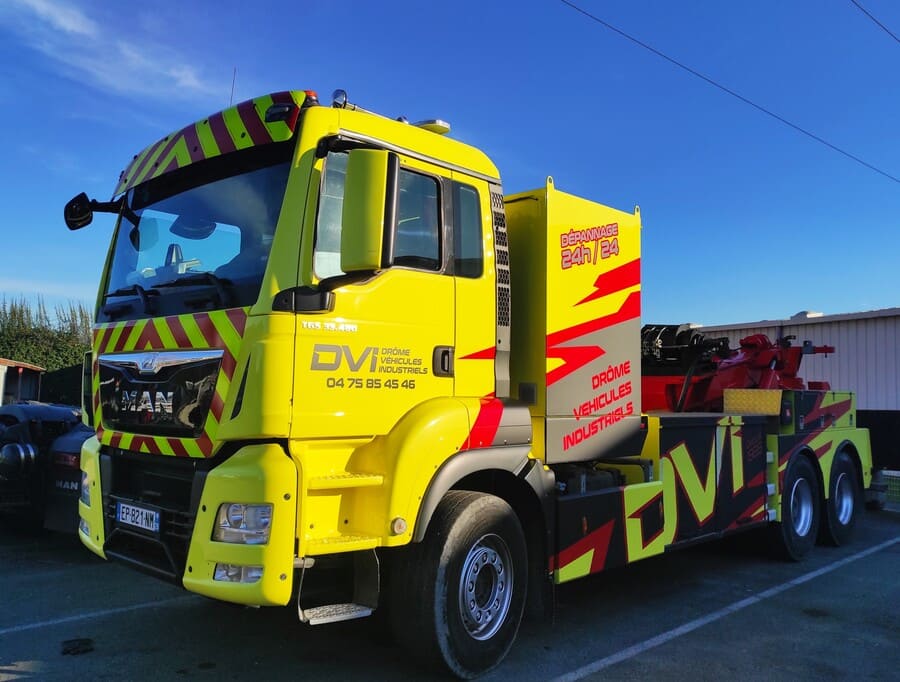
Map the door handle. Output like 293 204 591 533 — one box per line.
432 346 454 378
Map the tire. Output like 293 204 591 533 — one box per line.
819 451 861 546
773 455 821 561
389 491 527 678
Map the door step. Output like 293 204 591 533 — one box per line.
300 602 373 625
305 534 380 554
307 473 384 490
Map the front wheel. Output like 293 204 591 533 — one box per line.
820 451 861 546
389 491 527 678
773 455 821 561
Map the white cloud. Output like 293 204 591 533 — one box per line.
3 0 224 103
11 0 98 37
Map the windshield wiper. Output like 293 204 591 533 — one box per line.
102 283 158 317
156 272 233 308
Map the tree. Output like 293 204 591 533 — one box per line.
0 297 92 372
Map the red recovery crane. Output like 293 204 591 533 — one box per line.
641 324 835 413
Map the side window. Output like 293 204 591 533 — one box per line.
314 151 348 279
395 169 440 270
453 182 483 278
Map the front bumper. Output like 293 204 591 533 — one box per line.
79 440 298 606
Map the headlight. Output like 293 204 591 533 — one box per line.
79 518 90 537
80 471 90 506
213 503 272 544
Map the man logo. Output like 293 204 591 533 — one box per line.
139 354 160 374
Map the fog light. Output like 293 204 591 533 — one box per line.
213 503 273 544
214 563 263 583
79 518 90 537
80 471 90 506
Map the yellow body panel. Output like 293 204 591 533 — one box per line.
289 397 479 554
77 435 105 557
182 444 297 606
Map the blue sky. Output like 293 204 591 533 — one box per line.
1 0 898 325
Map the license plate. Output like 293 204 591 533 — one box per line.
116 502 160 533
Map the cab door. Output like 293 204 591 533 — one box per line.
293 150 456 439
449 175 496 400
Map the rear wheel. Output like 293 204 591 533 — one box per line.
389 491 527 678
773 455 821 561
820 451 861 546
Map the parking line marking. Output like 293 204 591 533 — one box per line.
553 536 900 682
0 596 197 637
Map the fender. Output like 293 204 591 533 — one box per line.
414 444 541 542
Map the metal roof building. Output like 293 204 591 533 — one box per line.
699 307 900 411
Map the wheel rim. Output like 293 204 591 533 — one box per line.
790 477 814 537
458 533 513 641
833 472 855 525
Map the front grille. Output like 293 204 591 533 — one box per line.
98 350 223 438
101 449 207 583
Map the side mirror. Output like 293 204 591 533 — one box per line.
64 192 93 230
340 149 394 272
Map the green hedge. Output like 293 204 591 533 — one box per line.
0 298 91 372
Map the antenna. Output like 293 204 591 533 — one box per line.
229 67 236 106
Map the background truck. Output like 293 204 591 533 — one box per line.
66 88 875 678
0 401 92 533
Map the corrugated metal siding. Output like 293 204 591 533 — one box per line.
700 311 900 410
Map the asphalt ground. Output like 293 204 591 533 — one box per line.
0 509 897 681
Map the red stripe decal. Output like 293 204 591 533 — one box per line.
123 135 168 189
168 438 190 458
181 123 206 163
460 346 496 360
210 392 224 422
167 315 191 348
109 432 122 449
270 91 301 130
113 320 137 352
221 353 237 381
236 100 272 146
545 290 641 386
162 156 179 175
462 397 504 450
98 325 116 353
136 129 186 184
134 319 164 350
576 258 641 306
225 307 247 336
805 397 852 427
131 436 160 454
194 313 220 348
197 433 214 457
208 112 237 154
552 520 615 573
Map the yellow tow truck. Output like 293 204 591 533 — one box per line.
65 89 874 677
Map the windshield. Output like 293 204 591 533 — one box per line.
101 145 292 321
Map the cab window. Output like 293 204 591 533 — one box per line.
395 169 440 270
313 151 348 279
453 182 482 278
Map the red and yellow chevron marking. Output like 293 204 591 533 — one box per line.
551 520 615 581
114 91 307 196
92 308 248 458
